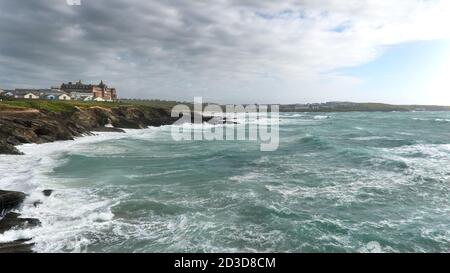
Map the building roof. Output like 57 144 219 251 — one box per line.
14 89 40 95
39 89 67 95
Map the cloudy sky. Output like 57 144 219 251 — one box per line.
1 0 450 104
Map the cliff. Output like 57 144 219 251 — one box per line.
0 105 179 155
0 104 186 252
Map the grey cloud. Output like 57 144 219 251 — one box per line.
0 0 448 103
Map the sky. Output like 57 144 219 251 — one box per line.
0 0 450 104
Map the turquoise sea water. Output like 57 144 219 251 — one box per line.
1 112 449 252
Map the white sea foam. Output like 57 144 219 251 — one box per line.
352 136 391 141
229 172 262 183
313 115 330 120
0 129 155 251
2 113 449 253
434 118 450 122
411 117 450 122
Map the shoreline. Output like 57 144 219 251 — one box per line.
0 105 215 252
0 130 135 252
0 105 179 252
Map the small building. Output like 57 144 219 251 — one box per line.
24 93 39 99
14 89 40 99
83 96 93 101
38 89 71 101
0 90 14 97
93 97 105 102
69 91 94 101
58 94 71 100
43 94 57 100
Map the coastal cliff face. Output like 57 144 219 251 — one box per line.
0 106 179 155
0 105 184 252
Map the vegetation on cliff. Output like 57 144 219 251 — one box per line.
0 100 181 155
0 98 182 113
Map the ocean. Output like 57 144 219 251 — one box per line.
0 111 449 253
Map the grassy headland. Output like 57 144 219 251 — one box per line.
2 98 450 113
0 98 184 113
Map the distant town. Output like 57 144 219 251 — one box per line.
0 80 117 102
2 82 450 113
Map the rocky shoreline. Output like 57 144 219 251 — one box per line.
0 105 177 252
0 105 181 155
0 105 213 252
0 190 41 253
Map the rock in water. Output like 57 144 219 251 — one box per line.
0 190 26 211
0 239 35 253
0 141 22 155
42 189 53 197
0 212 41 234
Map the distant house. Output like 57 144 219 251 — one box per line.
24 93 39 99
69 91 94 101
38 89 71 101
58 94 71 100
14 89 40 99
83 95 93 101
93 97 105 102
0 90 14 97
43 94 57 100
25 93 39 99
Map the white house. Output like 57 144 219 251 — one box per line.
83 96 93 101
93 97 105 102
23 92 39 100
38 89 71 101
70 91 93 101
58 94 71 100
14 89 40 99
23 93 39 99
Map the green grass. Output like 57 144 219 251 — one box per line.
0 98 184 113
5 98 448 114
0 100 79 112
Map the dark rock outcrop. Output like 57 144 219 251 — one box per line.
0 106 180 155
0 212 41 234
42 190 53 197
0 239 35 253
0 190 26 212
0 105 187 252
0 190 40 253
0 141 22 155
